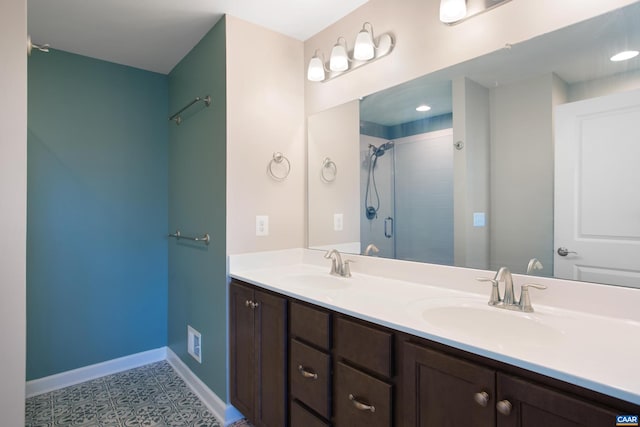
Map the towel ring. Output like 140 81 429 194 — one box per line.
268 152 291 181
321 157 337 183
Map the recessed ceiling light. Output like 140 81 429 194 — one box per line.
416 105 431 112
610 50 639 62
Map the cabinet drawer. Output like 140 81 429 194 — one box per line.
291 301 331 350
291 400 331 427
335 362 392 427
334 317 393 377
291 339 331 419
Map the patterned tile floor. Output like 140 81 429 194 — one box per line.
25 361 252 427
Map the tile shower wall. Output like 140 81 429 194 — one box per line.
27 49 168 380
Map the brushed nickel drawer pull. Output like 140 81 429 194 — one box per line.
297 365 318 380
348 394 376 413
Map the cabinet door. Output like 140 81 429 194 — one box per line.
496 373 619 427
402 342 495 427
229 282 256 420
254 289 288 427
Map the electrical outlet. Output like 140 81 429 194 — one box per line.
187 325 202 363
256 215 269 236
334 213 344 231
473 212 486 227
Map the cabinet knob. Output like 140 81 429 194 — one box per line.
348 394 376 413
497 400 512 416
245 300 259 309
474 391 490 407
297 365 318 380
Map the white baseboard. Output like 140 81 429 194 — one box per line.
166 348 243 426
25 347 167 398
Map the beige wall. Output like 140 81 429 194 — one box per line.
490 73 556 273
304 0 637 115
308 100 360 248
0 0 27 424
226 16 306 254
453 78 490 269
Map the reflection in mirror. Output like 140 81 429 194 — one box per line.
308 2 640 288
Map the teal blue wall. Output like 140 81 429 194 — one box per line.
27 50 168 380
167 19 227 398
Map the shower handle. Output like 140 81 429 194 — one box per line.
384 217 394 238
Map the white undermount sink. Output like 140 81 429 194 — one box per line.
410 297 565 347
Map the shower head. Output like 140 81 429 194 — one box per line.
369 141 395 157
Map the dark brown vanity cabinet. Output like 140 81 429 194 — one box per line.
403 341 495 427
402 340 636 427
229 280 639 427
229 281 288 427
288 301 396 427
495 373 619 427
289 301 332 426
334 317 394 427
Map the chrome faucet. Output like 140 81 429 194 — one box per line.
495 267 516 306
477 266 547 312
324 249 353 277
526 258 543 274
364 243 379 256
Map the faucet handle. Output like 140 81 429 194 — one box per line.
476 277 501 306
519 283 547 312
342 259 354 277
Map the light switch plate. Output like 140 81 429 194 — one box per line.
473 212 486 227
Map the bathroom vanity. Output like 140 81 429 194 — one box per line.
228 249 640 427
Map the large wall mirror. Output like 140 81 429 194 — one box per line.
308 2 640 288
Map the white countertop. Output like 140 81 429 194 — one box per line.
228 248 640 406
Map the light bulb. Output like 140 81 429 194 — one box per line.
330 41 349 72
307 55 325 82
610 50 639 62
440 0 467 23
354 27 375 60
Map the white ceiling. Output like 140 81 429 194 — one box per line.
27 0 369 74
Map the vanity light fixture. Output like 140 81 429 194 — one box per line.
610 50 639 62
440 0 512 25
330 37 350 72
416 104 432 112
307 50 328 82
307 22 395 82
439 0 467 24
353 22 376 60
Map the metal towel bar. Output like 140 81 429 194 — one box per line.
169 95 211 125
168 230 210 245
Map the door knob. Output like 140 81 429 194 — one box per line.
557 247 578 257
